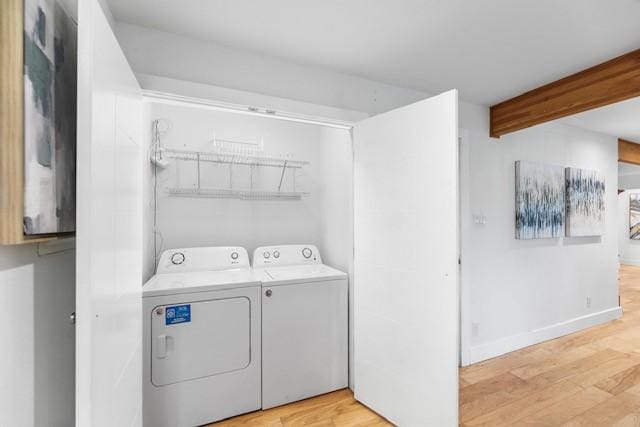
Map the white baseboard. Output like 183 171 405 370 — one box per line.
620 259 640 267
467 306 623 365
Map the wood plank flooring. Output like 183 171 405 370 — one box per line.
213 265 640 426
460 264 640 426
210 388 392 426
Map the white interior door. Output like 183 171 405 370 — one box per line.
353 90 459 426
76 1 143 426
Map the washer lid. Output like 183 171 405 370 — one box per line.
259 264 347 287
143 269 260 297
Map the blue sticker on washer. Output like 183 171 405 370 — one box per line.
165 304 191 325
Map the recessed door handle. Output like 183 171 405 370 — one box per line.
157 335 168 359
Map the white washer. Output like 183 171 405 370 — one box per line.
143 247 261 427
253 244 348 409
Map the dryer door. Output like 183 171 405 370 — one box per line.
151 297 251 386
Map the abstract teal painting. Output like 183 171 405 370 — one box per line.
631 194 640 240
515 161 565 240
23 0 76 234
565 167 605 237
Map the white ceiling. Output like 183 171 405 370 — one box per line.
619 162 640 176
106 0 640 106
560 97 640 143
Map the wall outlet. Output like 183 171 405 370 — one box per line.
586 296 592 308
472 215 487 225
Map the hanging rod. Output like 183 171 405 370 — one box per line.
167 187 308 201
214 137 261 148
143 90 355 130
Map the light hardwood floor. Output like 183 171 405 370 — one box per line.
213 265 640 426
460 264 640 426
211 388 391 426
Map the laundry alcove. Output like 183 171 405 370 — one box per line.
74 2 460 424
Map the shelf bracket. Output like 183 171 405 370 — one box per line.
278 160 288 192
196 152 201 189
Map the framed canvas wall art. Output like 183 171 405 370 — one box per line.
515 161 565 239
23 0 77 235
565 167 605 237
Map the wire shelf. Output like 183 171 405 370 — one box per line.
157 141 310 201
167 187 309 201
162 148 308 169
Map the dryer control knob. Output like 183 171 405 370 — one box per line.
302 247 312 259
263 251 271 259
273 250 280 259
171 252 185 265
265 289 273 297
231 251 239 260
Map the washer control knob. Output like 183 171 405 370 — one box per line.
231 251 239 260
263 251 271 259
171 252 185 265
273 250 280 259
302 247 312 259
265 289 273 297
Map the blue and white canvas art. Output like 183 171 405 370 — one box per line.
565 167 605 237
515 161 565 240
23 0 77 235
630 194 640 240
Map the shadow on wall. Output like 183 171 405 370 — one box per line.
509 236 602 249
34 247 75 427
510 238 560 249
0 244 75 427
563 236 602 246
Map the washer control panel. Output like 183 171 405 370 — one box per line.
157 246 249 273
170 252 185 265
252 244 322 267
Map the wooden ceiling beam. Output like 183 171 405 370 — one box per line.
619 138 640 166
490 49 640 138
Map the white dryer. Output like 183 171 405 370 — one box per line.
253 244 348 409
142 247 261 427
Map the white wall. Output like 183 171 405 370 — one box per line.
619 174 640 190
460 102 621 363
318 127 354 384
0 244 75 427
145 102 353 278
317 127 353 274
618 190 640 266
